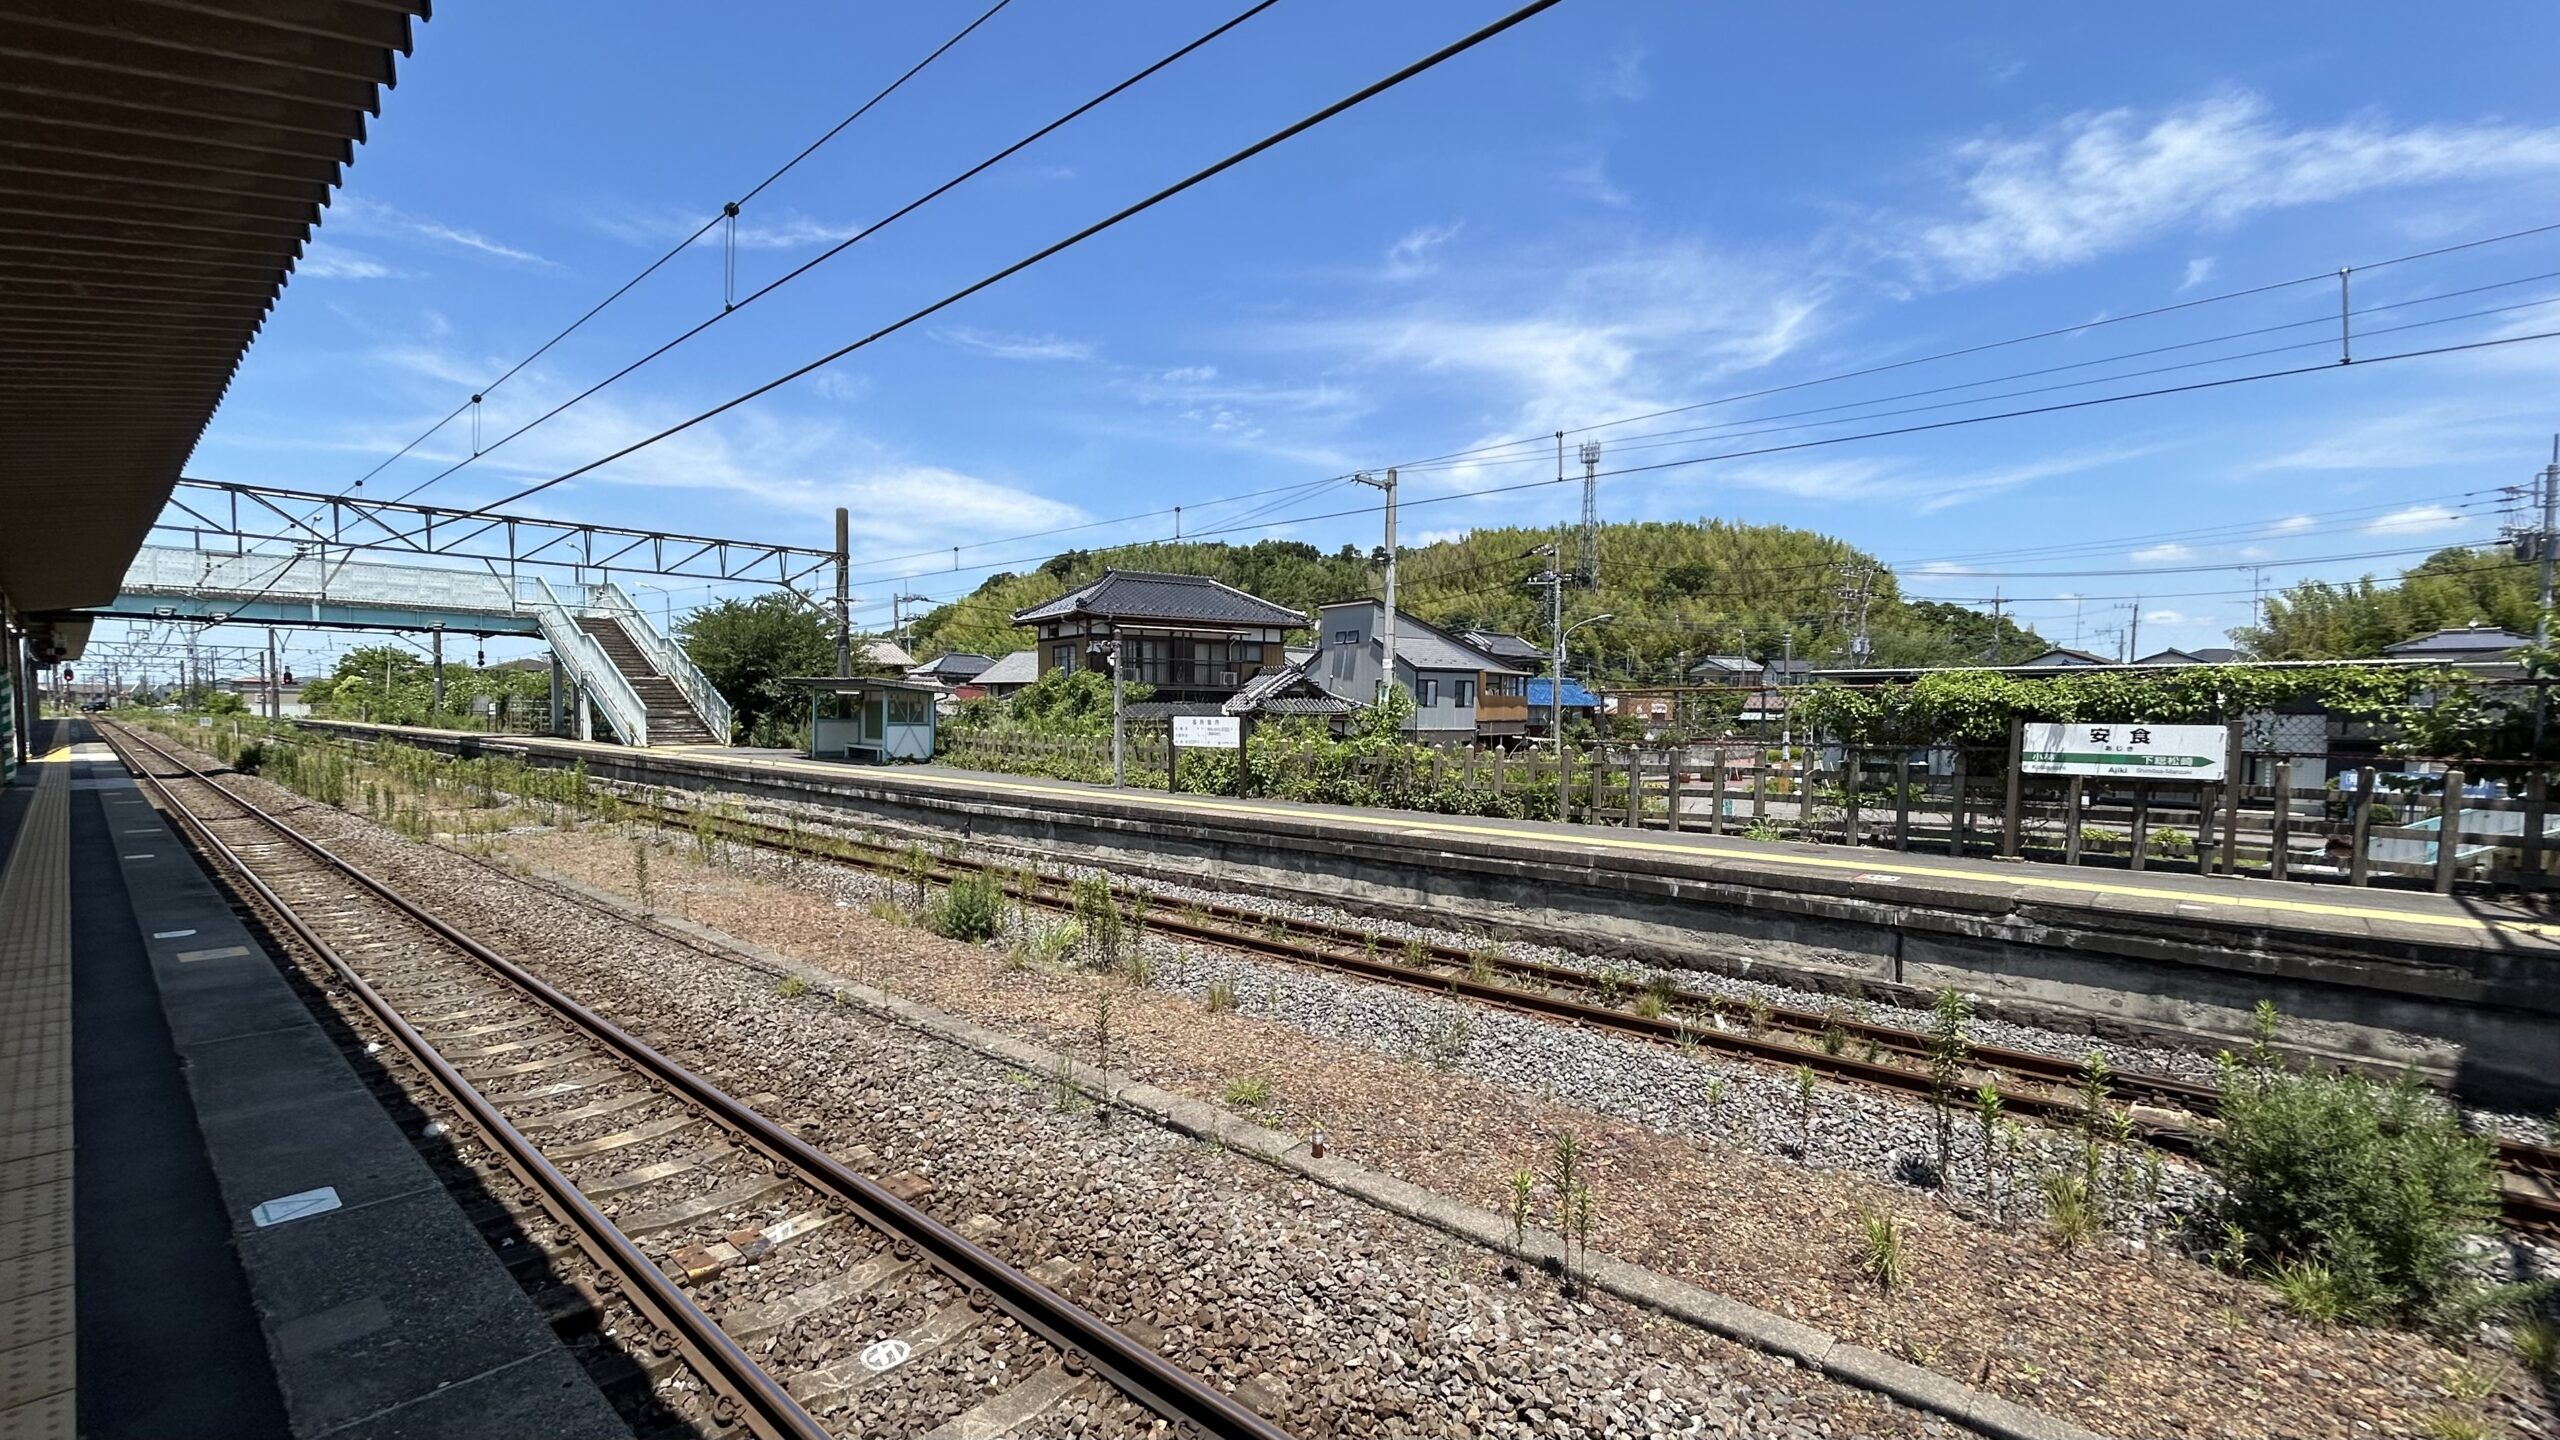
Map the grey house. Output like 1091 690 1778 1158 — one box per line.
1315 599 1527 740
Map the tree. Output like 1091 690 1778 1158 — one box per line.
676 594 833 743
2234 547 2536 659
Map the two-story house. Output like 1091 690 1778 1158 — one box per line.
1315 599 1527 742
1010 570 1306 704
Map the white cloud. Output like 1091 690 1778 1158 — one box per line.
294 333 1084 558
1595 48 1649 104
2269 513 2317 532
1385 222 1463 279
1710 444 2152 514
936 327 1095 363
1290 237 1830 479
1407 528 1469 547
590 205 863 251
1561 154 1632 208
2248 405 2537 473
297 249 396 281
1907 91 2560 284
2178 256 2216 291
2131 542 2192 563
2363 503 2467 535
2238 544 2277 561
2144 609 2192 625
1159 365 1217 384
331 196 550 266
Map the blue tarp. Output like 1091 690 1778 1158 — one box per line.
1523 677 1600 708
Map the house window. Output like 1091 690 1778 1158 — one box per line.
1419 677 1440 706
1229 638 1263 665
1050 644 1074 673
1331 628 1360 647
1455 679 1475 706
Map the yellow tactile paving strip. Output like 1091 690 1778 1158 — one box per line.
0 755 72 1440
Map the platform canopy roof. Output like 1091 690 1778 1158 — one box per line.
0 0 429 616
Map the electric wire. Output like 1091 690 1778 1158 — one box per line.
382 0 1567 542
382 0 1290 508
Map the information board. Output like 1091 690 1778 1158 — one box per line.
2020 722 2227 782
1171 715 1243 749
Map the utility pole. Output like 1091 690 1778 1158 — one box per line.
1528 546 1567 806
430 625 446 719
1577 440 1602 587
2127 601 2141 664
1984 589 2004 665
1095 630 1126 787
266 627 280 721
834 506 851 677
2536 437 2558 750
1350 469 1400 712
1840 567 1876 663
892 593 932 651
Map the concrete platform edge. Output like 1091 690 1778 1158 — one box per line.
105 757 625 1439
528 863 2117 1440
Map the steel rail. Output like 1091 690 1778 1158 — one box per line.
98 726 832 1440
104 723 1295 1440
607 791 2560 1238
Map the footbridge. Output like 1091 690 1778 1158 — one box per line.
106 547 731 746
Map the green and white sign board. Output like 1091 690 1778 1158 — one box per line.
2021 722 2226 782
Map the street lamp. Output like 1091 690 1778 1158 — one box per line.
631 582 676 634
1556 612 1612 817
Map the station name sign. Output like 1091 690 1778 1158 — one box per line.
2020 722 2227 782
1171 715 1243 749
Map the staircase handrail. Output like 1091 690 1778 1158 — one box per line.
588 582 734 742
527 578 652 745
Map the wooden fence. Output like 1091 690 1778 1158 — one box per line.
934 725 2555 894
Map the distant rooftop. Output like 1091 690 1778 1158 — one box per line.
973 651 1040 687
1013 570 1308 628
2381 624 2534 657
1460 629 1547 664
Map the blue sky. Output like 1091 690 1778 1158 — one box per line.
142 1 2560 674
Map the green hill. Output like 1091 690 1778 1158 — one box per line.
908 521 2049 682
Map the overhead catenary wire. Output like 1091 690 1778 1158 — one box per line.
368 0 1020 503
194 3 1028 635
833 230 2560 582
370 0 1570 546
833 326 2560 603
382 0 1290 508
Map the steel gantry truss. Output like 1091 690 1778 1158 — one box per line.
158 478 842 590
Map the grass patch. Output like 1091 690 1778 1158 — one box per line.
1854 1207 1908 1293
1224 1075 1272 1108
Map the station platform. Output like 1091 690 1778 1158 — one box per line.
309 720 2560 1105
0 721 620 1439
318 721 2560 955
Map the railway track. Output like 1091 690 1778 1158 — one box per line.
592 787 2560 1240
101 721 1290 1440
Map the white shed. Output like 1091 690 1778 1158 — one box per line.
786 676 940 763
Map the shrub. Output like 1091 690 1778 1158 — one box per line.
2041 1169 2097 1250
2515 1314 2558 1376
775 974 808 999
1224 1075 1271 1108
926 872 1007 942
1855 1207 1908 1293
2271 1259 2352 1323
2211 1064 2500 1328
2147 826 2195 858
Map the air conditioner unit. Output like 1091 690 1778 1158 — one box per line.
1218 670 1239 686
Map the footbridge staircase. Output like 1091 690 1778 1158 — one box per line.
107 547 733 746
